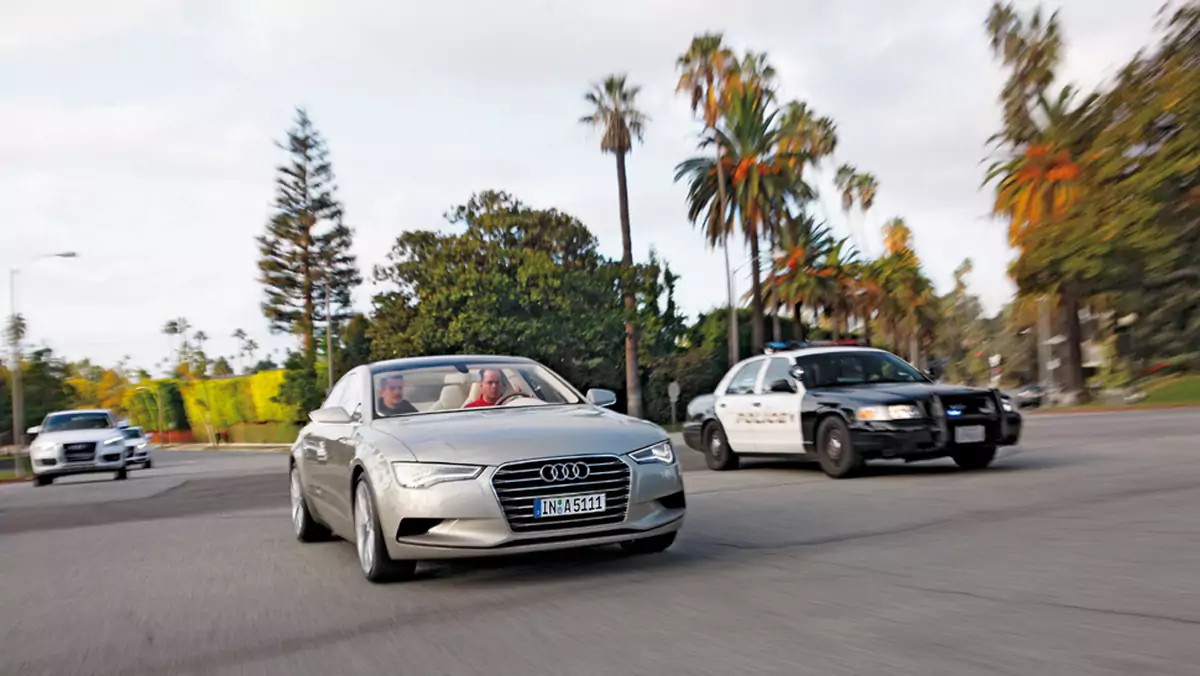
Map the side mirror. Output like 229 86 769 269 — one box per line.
924 366 942 380
144 432 154 441
586 388 618 408
26 425 41 435
769 378 797 393
309 406 353 424
787 365 805 382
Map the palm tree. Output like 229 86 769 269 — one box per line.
581 74 649 418
677 33 741 364
834 164 879 253
772 213 832 340
815 237 860 339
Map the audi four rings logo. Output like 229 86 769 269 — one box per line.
540 462 590 482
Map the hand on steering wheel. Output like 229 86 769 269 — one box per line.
495 392 531 406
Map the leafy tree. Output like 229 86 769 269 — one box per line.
340 313 373 371
273 363 325 423
212 357 234 376
580 75 649 418
2 348 73 440
257 107 362 362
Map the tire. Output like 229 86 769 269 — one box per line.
353 478 417 583
290 465 332 543
144 458 153 469
115 467 128 481
816 416 862 478
952 445 997 471
33 475 53 487
620 531 677 555
703 423 740 471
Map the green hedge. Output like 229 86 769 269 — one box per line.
136 369 303 443
643 346 728 425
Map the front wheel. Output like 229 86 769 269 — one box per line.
33 475 53 487
353 479 417 583
620 531 677 555
952 446 997 470
114 467 128 481
703 424 740 471
816 416 863 479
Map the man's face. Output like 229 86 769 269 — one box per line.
480 370 503 403
380 377 405 406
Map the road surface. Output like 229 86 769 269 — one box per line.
1 410 1198 676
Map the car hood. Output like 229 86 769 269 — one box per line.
370 404 667 465
810 382 995 404
34 429 124 444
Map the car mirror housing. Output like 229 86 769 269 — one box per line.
309 406 353 424
27 425 41 435
787 365 805 382
586 388 617 408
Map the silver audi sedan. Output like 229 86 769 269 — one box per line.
289 355 686 582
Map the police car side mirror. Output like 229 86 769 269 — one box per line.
787 365 805 382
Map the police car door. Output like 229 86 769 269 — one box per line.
755 356 805 454
715 358 767 452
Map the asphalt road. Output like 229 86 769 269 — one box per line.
2 410 1198 676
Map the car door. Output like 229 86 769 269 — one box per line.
302 375 350 525
715 359 766 452
322 368 365 532
755 357 806 454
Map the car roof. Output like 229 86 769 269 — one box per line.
368 354 538 374
47 409 111 416
758 345 894 359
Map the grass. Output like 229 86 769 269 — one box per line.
0 453 32 482
1141 374 1200 406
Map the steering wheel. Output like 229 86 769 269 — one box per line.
496 392 534 406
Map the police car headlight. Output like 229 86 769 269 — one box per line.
856 404 921 421
1000 397 1015 412
629 440 676 465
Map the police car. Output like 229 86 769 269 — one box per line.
681 341 1022 478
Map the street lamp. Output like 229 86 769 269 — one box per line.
8 251 79 473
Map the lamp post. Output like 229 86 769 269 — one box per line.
8 252 78 473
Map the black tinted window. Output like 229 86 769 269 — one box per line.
797 350 926 388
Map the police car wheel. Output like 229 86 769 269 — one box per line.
816 416 862 479
704 423 740 471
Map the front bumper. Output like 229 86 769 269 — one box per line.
372 454 687 561
851 410 1022 460
30 450 127 477
125 446 151 464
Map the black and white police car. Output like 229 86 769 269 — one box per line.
681 341 1022 478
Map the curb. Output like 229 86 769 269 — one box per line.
1027 403 1200 416
153 445 291 453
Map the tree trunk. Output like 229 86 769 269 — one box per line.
909 332 920 367
748 229 766 354
768 222 782 343
715 145 737 366
862 309 873 344
793 302 805 342
1061 288 1088 402
831 310 840 340
615 151 643 418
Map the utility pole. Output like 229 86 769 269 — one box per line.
325 281 334 392
725 239 739 367
8 269 24 476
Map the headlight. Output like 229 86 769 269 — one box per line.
390 462 483 489
856 404 922 421
103 437 125 446
629 440 675 465
30 440 54 452
1001 397 1015 412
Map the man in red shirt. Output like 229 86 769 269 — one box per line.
464 368 505 408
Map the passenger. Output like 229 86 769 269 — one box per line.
377 373 418 415
464 368 505 408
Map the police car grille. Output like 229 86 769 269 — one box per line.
492 455 631 533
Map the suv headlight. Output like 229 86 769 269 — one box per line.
390 462 483 489
856 404 922 421
629 440 675 465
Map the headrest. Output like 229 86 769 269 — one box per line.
443 373 473 385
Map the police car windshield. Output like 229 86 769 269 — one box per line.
797 350 928 388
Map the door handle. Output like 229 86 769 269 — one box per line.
752 402 762 407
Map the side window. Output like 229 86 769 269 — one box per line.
725 361 763 395
338 370 364 420
761 358 796 394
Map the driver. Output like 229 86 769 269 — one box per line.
464 368 505 408
377 373 418 415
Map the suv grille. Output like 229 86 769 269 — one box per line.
64 442 96 462
491 455 631 533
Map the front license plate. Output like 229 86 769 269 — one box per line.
533 493 606 518
955 425 985 444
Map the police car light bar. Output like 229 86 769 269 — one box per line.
762 338 868 354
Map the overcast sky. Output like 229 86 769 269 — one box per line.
1 0 1161 373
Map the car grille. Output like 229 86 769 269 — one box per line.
63 442 96 462
491 455 631 533
939 393 996 418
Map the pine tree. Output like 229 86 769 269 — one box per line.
257 107 362 363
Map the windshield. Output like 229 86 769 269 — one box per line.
371 359 584 418
120 428 143 439
796 350 928 388
42 412 113 432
